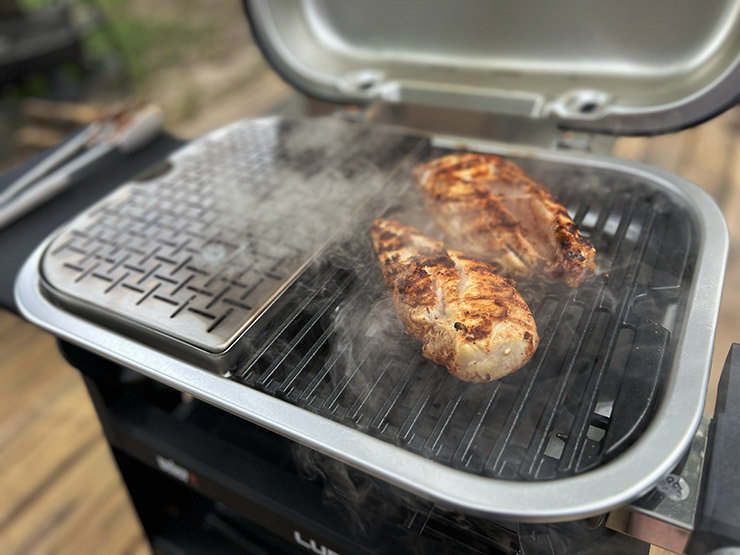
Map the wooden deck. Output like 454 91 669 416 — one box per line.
2 103 740 554
0 314 150 554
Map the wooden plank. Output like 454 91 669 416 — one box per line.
3 441 147 555
174 70 292 139
15 126 67 150
0 310 149 554
0 316 82 446
642 131 691 175
705 135 740 415
21 99 106 126
0 312 51 365
676 125 730 203
612 136 650 162
722 140 740 244
0 382 101 524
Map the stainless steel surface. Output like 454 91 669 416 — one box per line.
246 0 740 134
39 118 420 371
369 103 618 154
607 416 710 554
16 119 728 521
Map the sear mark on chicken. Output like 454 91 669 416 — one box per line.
413 153 596 288
371 218 539 382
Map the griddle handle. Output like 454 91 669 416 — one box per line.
687 343 740 555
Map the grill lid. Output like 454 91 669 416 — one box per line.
244 0 740 135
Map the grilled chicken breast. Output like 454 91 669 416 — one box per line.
371 219 539 382
413 153 596 288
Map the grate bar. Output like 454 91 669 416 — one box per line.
484 291 579 473
240 267 346 381
319 337 382 414
519 288 609 477
273 285 367 396
558 206 659 473
451 382 504 470
345 353 399 424
398 370 444 445
296 310 371 405
370 358 422 435
422 381 469 455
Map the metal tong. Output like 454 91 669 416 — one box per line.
0 102 164 229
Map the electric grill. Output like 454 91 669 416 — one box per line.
14 1 740 553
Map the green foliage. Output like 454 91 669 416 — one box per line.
19 0 235 89
91 0 224 87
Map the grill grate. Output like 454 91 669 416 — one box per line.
232 148 697 481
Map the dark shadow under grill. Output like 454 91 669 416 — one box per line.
232 148 698 482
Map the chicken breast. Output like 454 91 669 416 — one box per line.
413 153 596 288
371 218 539 382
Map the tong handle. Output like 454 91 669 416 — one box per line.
116 104 164 154
0 103 163 230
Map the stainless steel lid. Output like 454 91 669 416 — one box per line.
244 0 740 135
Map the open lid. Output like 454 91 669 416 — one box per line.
244 0 740 136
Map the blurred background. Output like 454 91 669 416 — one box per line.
0 0 293 172
1 1 739 554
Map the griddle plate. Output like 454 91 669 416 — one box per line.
41 118 420 357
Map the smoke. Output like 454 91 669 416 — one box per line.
290 443 409 537
290 441 521 554
290 442 640 555
175 117 421 283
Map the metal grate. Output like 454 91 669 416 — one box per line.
39 120 699 482
232 148 697 481
41 118 422 358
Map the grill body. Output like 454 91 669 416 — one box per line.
17 117 727 521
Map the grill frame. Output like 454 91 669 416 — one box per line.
15 123 728 522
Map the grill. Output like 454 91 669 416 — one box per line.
20 116 725 526
35 120 699 482
12 0 740 551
